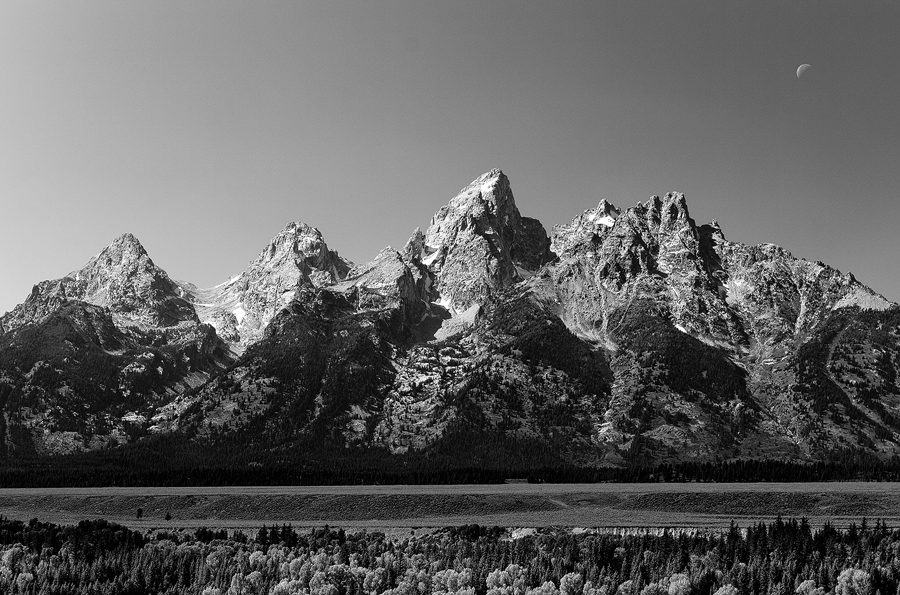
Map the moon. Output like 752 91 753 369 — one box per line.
796 64 811 78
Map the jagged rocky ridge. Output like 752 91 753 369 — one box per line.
1 168 898 465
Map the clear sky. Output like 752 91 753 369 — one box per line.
1 1 898 315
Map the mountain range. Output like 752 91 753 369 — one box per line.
2 168 898 471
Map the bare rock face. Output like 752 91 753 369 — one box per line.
1 233 196 333
413 169 551 314
331 247 434 333
184 222 352 352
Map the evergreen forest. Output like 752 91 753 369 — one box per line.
2 432 900 487
0 515 897 595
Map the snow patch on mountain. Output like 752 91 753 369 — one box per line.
834 285 893 311
183 221 352 352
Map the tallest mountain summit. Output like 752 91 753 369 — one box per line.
414 168 552 314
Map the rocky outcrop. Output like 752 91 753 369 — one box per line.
332 247 434 334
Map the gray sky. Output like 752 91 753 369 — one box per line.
2 1 899 315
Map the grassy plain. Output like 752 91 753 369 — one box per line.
1 482 898 530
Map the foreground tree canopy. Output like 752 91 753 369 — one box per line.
0 516 897 595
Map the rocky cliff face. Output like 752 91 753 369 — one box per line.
2 168 899 467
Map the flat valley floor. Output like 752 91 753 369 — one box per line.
1 483 898 531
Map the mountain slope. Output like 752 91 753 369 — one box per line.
161 171 900 467
1 168 898 470
0 235 233 455
527 191 896 463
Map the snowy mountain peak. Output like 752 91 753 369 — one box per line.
263 221 323 258
280 220 323 240
456 167 504 195
550 199 622 256
1 232 196 333
251 220 351 287
418 169 550 314
437 168 517 225
593 199 621 224
184 220 353 352
78 233 156 280
108 232 146 251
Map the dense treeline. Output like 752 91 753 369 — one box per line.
796 307 900 431
615 300 750 406
3 431 900 487
0 515 899 594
